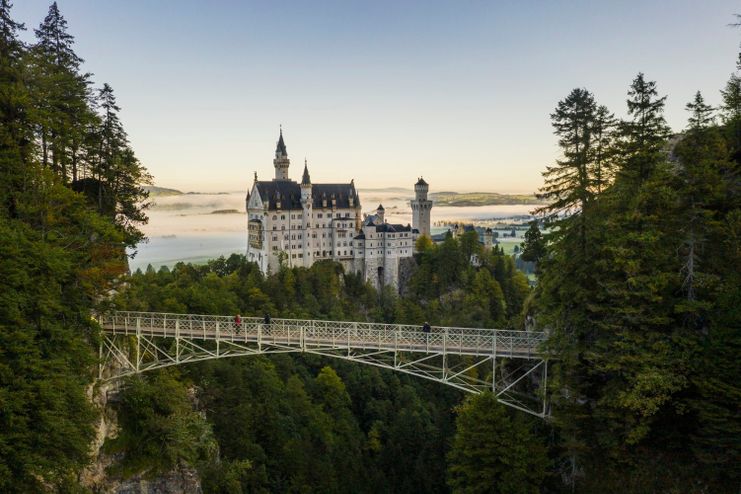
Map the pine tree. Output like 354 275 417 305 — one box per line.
617 73 671 185
77 83 151 246
720 73 741 159
447 393 548 494
0 0 31 218
590 105 617 195
520 220 546 269
686 91 715 130
28 1 91 181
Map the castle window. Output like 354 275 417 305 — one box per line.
298 253 303 258
281 215 285 220
273 225 277 230
272 246 278 251
272 215 277 220
281 225 285 230
318 213 323 218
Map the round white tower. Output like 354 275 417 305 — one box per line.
410 177 432 238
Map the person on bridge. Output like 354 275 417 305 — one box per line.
422 322 431 333
234 314 242 333
264 313 271 325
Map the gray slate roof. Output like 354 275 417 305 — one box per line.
276 131 287 155
253 180 359 211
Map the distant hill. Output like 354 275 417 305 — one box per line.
430 191 544 206
358 187 412 193
144 186 183 197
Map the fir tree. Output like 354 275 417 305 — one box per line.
447 393 548 494
686 91 715 130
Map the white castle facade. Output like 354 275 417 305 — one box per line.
245 130 432 289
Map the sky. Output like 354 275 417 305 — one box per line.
12 1 741 194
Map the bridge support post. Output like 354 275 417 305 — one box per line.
492 334 497 392
135 317 141 373
175 320 180 364
258 322 262 351
442 329 448 381
542 360 548 417
394 330 398 368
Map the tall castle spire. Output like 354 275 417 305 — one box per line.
273 126 290 180
276 125 287 157
301 158 311 185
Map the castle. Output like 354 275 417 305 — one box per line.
245 130 432 289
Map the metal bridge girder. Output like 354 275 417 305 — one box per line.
97 311 549 418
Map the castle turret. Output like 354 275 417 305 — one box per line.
301 159 312 266
483 227 493 249
376 204 385 223
300 159 312 199
273 127 290 180
411 177 432 238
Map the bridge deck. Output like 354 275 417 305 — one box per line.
98 311 545 359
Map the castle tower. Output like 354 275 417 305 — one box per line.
411 177 432 238
376 204 385 223
273 127 290 180
483 227 493 249
300 160 312 266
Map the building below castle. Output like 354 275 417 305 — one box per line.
245 130 432 290
352 205 416 289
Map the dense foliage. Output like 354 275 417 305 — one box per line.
0 2 148 491
112 241 537 493
447 392 548 494
531 66 741 491
2 2 739 493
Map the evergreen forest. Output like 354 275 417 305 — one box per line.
0 2 739 493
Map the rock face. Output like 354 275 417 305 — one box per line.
108 469 202 494
80 382 202 494
398 256 417 296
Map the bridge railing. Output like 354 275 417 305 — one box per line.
97 311 545 357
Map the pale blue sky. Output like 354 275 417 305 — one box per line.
13 1 741 193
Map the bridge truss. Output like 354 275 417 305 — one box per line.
97 311 549 417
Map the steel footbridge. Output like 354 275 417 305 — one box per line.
97 311 549 417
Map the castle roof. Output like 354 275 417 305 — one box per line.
301 160 311 185
416 177 428 186
375 223 412 233
253 180 359 211
377 204 385 211
276 128 287 155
